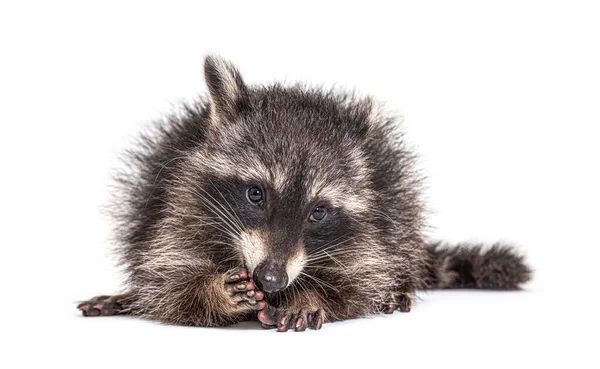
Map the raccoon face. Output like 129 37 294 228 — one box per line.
199 173 362 293
194 56 376 292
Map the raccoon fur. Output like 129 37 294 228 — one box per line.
77 55 532 331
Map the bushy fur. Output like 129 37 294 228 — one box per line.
423 242 532 290
97 55 531 327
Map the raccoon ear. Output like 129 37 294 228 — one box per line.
204 55 250 120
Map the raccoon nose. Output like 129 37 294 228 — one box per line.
254 263 288 292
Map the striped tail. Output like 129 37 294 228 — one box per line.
423 241 532 290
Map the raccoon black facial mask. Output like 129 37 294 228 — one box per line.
78 55 532 332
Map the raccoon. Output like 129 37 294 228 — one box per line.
77 55 532 332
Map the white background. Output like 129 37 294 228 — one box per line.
1 1 598 368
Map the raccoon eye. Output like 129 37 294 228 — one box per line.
310 206 327 222
247 187 264 204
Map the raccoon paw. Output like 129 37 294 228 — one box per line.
382 292 412 314
257 304 324 332
77 295 129 317
225 267 266 311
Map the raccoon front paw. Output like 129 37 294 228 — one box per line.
257 303 324 332
382 292 412 314
225 267 266 311
77 295 129 317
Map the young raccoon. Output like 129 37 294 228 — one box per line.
77 55 532 332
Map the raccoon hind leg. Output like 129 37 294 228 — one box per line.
77 294 132 317
382 292 413 314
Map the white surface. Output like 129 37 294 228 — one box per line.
1 1 598 368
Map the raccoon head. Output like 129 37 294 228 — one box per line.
191 55 392 293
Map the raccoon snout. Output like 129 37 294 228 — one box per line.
253 262 288 292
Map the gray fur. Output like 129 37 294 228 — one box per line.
79 55 532 328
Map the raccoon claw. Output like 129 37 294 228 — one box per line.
294 309 308 332
226 267 249 282
397 293 412 312
77 295 128 317
258 304 324 332
225 268 265 310
382 292 412 314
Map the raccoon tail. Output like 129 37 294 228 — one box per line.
422 241 532 290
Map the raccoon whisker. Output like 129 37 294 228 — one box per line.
190 189 243 236
300 272 340 293
189 215 241 235
294 274 336 314
203 234 242 257
311 239 367 255
306 252 353 275
291 281 304 303
188 215 226 221
208 179 247 231
291 279 300 306
309 235 362 257
167 207 243 265
311 234 352 253
174 221 236 245
305 252 349 264
298 273 329 296
306 246 360 263
198 189 244 233
308 247 358 260
191 191 242 235
322 251 350 271
188 215 238 228
313 247 363 258
305 255 350 265
192 209 239 239
182 222 230 241
185 188 233 225
294 276 310 296
303 265 345 270
303 265 353 281
196 185 245 233
201 223 238 239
